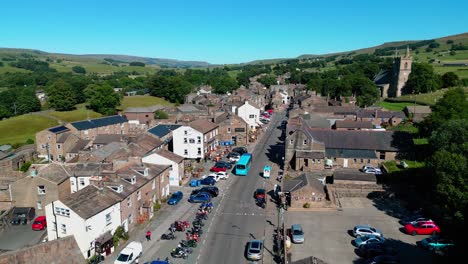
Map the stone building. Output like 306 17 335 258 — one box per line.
124 105 165 125
213 112 249 147
0 145 36 176
374 47 413 98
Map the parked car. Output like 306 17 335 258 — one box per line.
353 225 383 238
419 237 455 251
358 243 396 259
404 221 440 236
188 193 212 203
247 240 264 260
363 168 382 175
227 152 241 163
32 216 47 231
366 255 400 264
209 172 229 180
167 191 183 205
266 109 274 114
354 235 385 247
254 188 266 200
10 216 21 225
232 147 248 155
400 217 433 225
290 224 305 244
114 241 143 264
210 165 227 172
215 161 232 169
361 165 376 171
200 177 217 186
191 187 219 197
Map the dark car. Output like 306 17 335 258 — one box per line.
10 217 21 225
254 188 266 200
366 255 400 264
215 161 232 169
227 151 241 159
358 244 397 259
168 191 184 205
200 177 216 186
191 187 219 197
232 147 248 155
188 193 212 203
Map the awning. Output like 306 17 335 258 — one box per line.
95 230 113 245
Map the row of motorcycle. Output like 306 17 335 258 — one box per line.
160 202 214 259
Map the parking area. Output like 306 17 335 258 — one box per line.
0 224 46 251
285 197 433 264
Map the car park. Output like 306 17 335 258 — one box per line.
31 216 47 231
247 240 264 260
232 147 248 156
167 191 183 205
354 235 385 247
114 241 142 264
404 221 440 236
353 225 383 237
290 224 305 244
418 237 454 251
200 177 217 186
188 193 212 203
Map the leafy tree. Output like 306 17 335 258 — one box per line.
403 63 442 94
72 65 86 74
47 79 77 111
154 110 168 119
428 42 440 49
0 61 3 67
129 62 145 67
257 75 277 88
446 39 454 44
85 84 121 115
210 75 237 94
441 72 459 87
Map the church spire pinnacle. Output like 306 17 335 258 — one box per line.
405 45 410 57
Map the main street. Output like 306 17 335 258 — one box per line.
198 112 285 264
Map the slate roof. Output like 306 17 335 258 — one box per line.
312 106 358 115
155 149 184 163
56 132 73 143
68 139 90 153
333 170 376 182
356 110 406 119
177 104 205 113
148 124 181 138
0 151 9 161
334 120 373 129
37 164 70 184
128 134 163 152
373 69 391 85
93 134 125 145
325 149 377 159
88 142 126 160
61 185 121 219
48 125 70 134
0 236 85 264
295 151 325 159
70 115 127 131
66 163 105 176
305 129 413 152
283 174 326 195
189 119 218 134
124 105 164 113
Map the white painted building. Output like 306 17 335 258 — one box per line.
280 91 289 105
142 150 184 186
45 185 122 258
172 119 219 159
236 101 261 129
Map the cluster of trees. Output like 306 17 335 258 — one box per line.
10 59 56 72
0 87 41 119
129 62 145 67
374 39 436 56
403 63 461 94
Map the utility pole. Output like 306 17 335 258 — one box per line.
46 143 50 163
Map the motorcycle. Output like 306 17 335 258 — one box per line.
195 213 208 220
190 226 203 235
161 232 176 240
171 247 188 259
177 244 193 254
180 239 198 248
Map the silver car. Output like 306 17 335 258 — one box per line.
352 225 383 238
291 224 305 243
247 240 263 260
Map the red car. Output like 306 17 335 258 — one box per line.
404 221 440 236
210 166 227 172
266 109 274 114
32 216 47 231
254 188 266 200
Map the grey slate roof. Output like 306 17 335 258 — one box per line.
125 105 164 113
155 149 184 163
93 134 125 145
68 139 90 153
56 132 73 143
404 105 432 114
61 185 121 219
325 149 377 159
373 69 391 85
334 120 373 129
333 170 376 182
295 151 325 159
148 124 181 138
70 115 127 130
37 164 70 184
189 119 218 134
356 110 406 119
283 174 326 194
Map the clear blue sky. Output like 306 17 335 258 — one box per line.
1 0 467 64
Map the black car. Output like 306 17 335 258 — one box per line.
10 217 21 225
227 151 241 159
366 255 400 264
232 147 248 155
192 187 219 197
215 161 232 169
358 244 397 259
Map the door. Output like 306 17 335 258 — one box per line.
343 159 348 168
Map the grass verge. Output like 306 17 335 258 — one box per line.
0 114 58 145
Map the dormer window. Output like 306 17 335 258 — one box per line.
137 168 149 176
303 140 307 145
123 176 137 185
109 185 123 193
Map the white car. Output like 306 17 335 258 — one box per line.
114 241 142 264
352 225 383 238
209 172 229 181
229 155 240 163
363 168 382 175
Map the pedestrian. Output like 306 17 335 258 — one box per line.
146 230 152 241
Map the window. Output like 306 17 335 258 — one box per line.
152 194 156 203
127 198 132 207
37 185 46 195
197 148 202 155
57 144 61 150
304 159 309 167
367 159 371 163
353 159 357 163
128 214 133 224
290 139 294 144
79 178 85 186
189 138 195 143
197 136 201 143
227 127 231 133
137 191 141 201
61 224 67 234
303 140 307 145
360 159 364 163
312 159 316 164
379 152 386 160
184 138 188 143
318 159 321 164
37 201 42 210
47 135 51 140
184 130 188 135
184 149 188 155
152 179 155 190
55 207 70 217
145 114 149 117
249 114 255 118
41 144 45 149
105 213 112 226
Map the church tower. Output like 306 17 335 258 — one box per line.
391 46 412 97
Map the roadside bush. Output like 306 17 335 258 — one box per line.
153 201 161 212
112 226 129 249
303 202 310 208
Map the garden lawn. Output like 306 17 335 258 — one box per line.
48 107 102 122
0 114 58 145
120 95 172 110
376 101 418 111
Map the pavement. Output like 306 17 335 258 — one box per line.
105 111 286 264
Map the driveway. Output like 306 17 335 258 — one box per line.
285 197 434 264
0 224 46 251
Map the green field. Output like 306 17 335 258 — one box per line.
376 101 419 111
48 107 102 122
0 114 58 145
120 96 172 110
391 87 468 105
